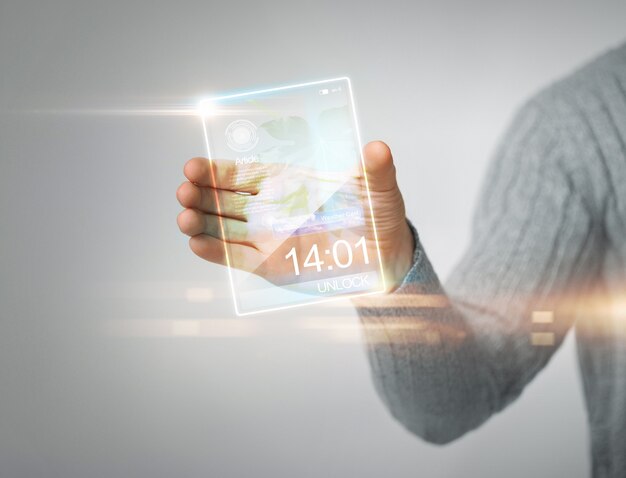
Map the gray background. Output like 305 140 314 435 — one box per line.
1 0 625 477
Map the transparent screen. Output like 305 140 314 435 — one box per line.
201 78 385 315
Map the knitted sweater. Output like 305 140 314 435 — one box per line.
358 43 626 477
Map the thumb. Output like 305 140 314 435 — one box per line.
360 141 413 290
362 141 398 193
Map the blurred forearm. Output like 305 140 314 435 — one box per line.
356 234 499 443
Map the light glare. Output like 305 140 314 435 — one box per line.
198 99 217 118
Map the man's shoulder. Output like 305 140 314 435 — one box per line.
523 42 626 211
532 42 626 115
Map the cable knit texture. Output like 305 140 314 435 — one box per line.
358 43 626 477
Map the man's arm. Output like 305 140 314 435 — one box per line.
175 93 600 444
356 99 602 443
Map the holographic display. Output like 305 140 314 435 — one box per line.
199 78 385 315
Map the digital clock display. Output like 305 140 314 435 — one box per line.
201 78 385 315
285 237 369 276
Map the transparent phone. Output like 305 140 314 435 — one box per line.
200 78 385 315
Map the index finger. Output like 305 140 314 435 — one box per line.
183 157 270 193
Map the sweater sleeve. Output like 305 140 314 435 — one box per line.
356 99 600 444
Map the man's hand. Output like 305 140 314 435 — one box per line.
176 141 414 291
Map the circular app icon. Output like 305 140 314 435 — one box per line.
225 119 259 152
